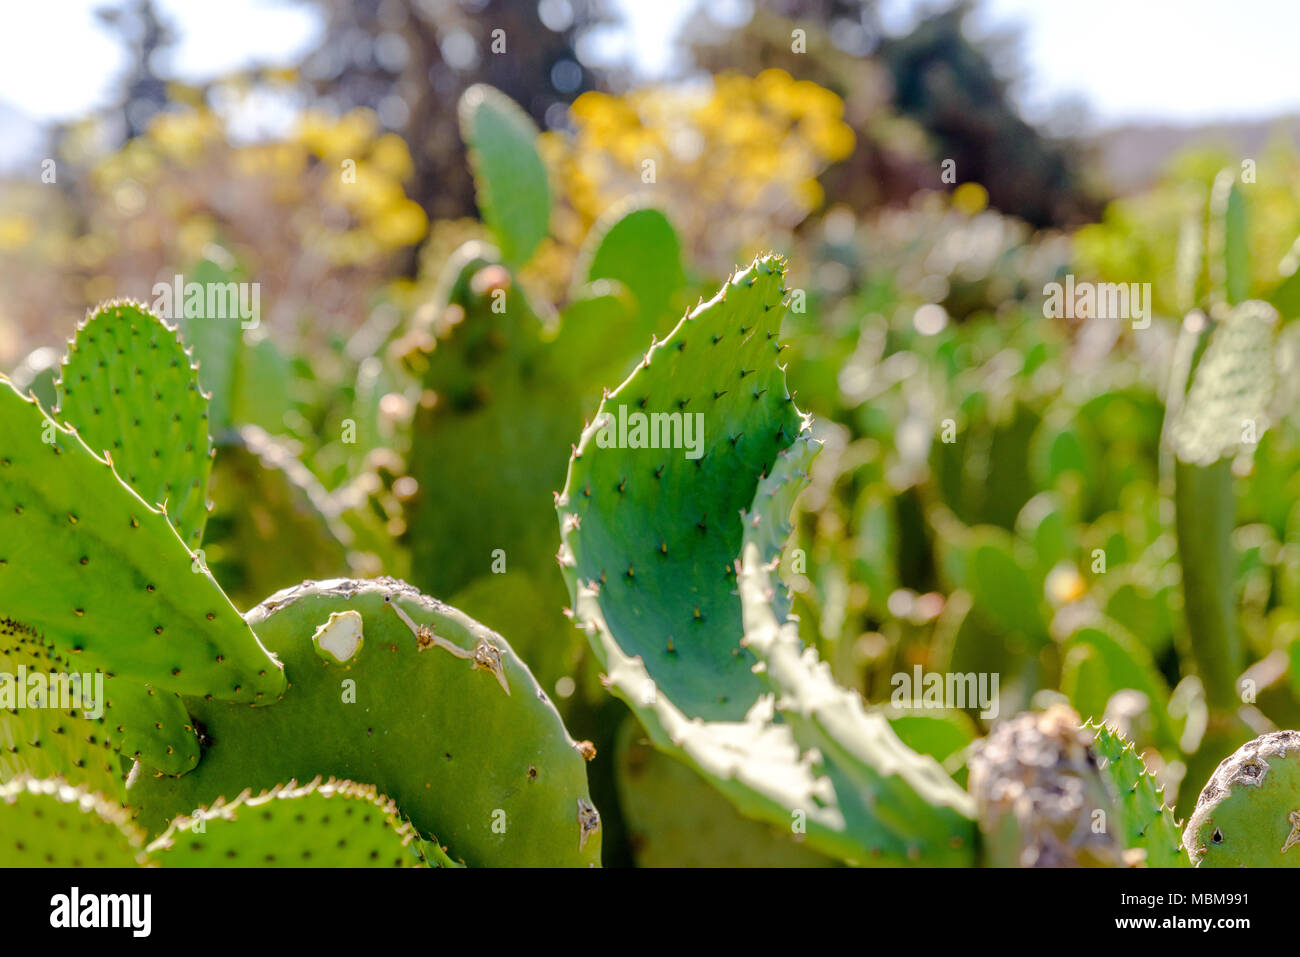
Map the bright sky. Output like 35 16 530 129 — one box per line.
1 0 1298 129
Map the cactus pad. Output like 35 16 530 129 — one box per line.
0 776 148 867
128 578 600 867
1089 720 1187 868
0 378 285 702
558 255 801 722
57 300 214 550
459 84 549 266
1184 730 1300 866
559 255 975 865
146 778 440 868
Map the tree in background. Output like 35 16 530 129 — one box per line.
878 1 1100 227
687 0 1103 228
297 0 614 223
94 0 177 140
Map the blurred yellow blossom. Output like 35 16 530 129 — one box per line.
952 182 989 216
542 72 855 277
0 215 34 250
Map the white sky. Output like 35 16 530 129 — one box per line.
0 0 1298 127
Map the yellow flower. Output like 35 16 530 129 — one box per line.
370 133 414 182
952 181 989 216
147 110 221 164
0 214 33 249
371 199 428 248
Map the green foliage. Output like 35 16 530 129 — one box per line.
12 75 1300 870
1171 301 1277 708
574 200 687 330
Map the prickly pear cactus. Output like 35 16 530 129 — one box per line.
396 243 590 694
1184 730 1300 866
1 622 201 791
128 578 600 867
56 300 214 550
1089 720 1187 868
572 198 686 332
146 778 444 868
1170 300 1276 708
559 255 804 722
0 776 148 867
0 377 285 702
968 705 1132 867
459 84 549 267
559 254 976 866
203 426 351 609
0 774 457 868
1 618 117 797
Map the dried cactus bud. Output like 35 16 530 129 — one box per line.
1183 730 1300 867
968 704 1126 867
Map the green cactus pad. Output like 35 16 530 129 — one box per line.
128 578 600 867
102 680 200 775
1 620 200 785
0 775 148 867
1184 729 1300 866
459 84 549 266
558 255 801 722
614 719 836 867
1089 721 1187 868
400 243 595 693
559 256 975 865
204 426 350 610
574 200 686 331
57 300 214 550
175 257 250 434
1170 300 1276 467
964 530 1049 644
146 778 440 868
735 451 977 866
0 378 285 702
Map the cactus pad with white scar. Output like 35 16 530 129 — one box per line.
312 610 364 664
127 578 600 866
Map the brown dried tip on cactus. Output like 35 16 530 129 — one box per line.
968 704 1139 868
